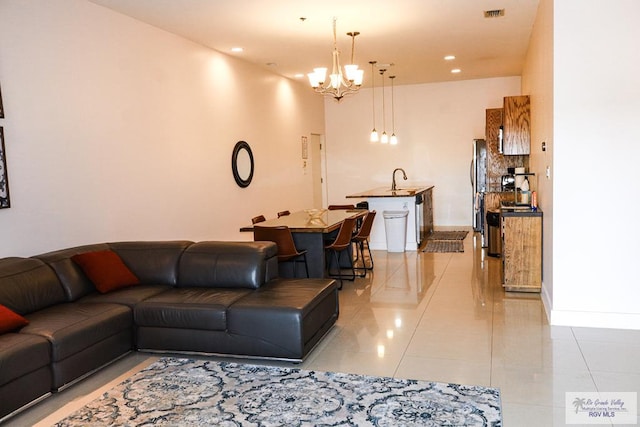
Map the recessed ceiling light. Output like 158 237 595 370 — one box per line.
294 73 304 78
230 47 243 53
444 55 456 61
451 68 461 74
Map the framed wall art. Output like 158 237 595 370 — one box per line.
0 82 4 118
0 127 10 209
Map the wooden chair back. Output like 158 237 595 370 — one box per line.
328 204 355 210
251 215 266 224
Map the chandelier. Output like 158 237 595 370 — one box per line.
307 18 364 101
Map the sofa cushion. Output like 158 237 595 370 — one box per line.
0 333 50 387
0 257 67 314
177 241 278 289
0 332 52 419
109 241 193 287
34 243 111 301
227 278 338 359
79 284 172 308
134 288 251 331
0 304 29 334
71 250 140 293
21 302 132 361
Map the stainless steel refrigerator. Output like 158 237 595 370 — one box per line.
470 139 487 247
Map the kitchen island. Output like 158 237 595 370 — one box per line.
346 186 434 251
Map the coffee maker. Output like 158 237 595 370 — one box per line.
501 174 515 191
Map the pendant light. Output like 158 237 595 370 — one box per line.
369 61 379 142
379 69 388 144
389 75 398 145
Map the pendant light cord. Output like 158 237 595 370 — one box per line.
390 75 395 133
380 69 386 134
370 62 376 126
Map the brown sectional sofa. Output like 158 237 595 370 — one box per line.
0 240 338 421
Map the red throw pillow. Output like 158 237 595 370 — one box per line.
72 250 140 293
0 304 29 334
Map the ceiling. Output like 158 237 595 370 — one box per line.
89 0 540 87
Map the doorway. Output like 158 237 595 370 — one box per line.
310 133 327 208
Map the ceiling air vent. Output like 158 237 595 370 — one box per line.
484 9 505 18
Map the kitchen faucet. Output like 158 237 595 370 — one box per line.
391 168 408 191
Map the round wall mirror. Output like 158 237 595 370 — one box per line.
231 141 254 188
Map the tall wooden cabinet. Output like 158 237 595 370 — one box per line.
501 209 542 292
422 187 433 237
502 95 531 155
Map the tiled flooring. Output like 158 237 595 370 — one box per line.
7 231 640 426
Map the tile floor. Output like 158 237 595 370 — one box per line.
6 231 640 426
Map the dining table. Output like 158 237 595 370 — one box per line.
240 209 367 278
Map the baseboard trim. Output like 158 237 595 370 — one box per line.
549 309 640 330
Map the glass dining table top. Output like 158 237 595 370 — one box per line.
242 209 366 233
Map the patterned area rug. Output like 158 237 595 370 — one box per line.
423 240 465 253
55 357 502 426
427 231 469 241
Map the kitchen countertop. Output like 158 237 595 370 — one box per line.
346 185 433 198
500 205 543 217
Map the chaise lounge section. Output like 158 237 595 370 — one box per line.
0 240 338 421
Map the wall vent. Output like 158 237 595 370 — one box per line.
484 9 505 18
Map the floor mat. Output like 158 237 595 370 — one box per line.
427 230 469 240
423 239 465 253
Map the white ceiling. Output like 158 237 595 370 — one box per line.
89 0 540 87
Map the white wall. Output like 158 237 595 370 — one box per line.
550 0 640 328
324 77 521 226
521 0 555 315
0 0 324 257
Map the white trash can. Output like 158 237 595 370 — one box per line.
383 210 409 252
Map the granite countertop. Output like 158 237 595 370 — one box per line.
346 185 433 198
500 204 543 216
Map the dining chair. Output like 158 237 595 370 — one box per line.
251 215 266 224
351 210 376 276
277 210 290 218
327 204 355 210
253 225 309 278
324 217 357 289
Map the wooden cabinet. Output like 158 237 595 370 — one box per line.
501 210 542 292
502 95 530 155
423 187 433 237
486 108 529 191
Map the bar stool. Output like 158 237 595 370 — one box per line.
277 210 290 218
351 210 376 276
252 215 266 224
324 217 357 289
253 225 309 278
